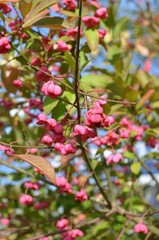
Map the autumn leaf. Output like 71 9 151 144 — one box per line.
17 154 56 185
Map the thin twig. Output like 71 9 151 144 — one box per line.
74 0 83 124
116 220 129 240
79 139 112 208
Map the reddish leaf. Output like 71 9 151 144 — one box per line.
23 0 57 28
17 154 56 185
136 89 154 110
0 0 19 2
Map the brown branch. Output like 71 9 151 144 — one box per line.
136 154 159 188
79 139 112 208
74 0 83 124
116 220 130 240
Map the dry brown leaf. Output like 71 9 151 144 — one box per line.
17 154 56 185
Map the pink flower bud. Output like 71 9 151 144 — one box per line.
71 229 84 238
0 4 12 14
0 218 10 225
19 194 33 206
95 8 108 19
36 66 51 82
134 222 148 234
107 153 122 164
63 0 76 11
31 57 41 66
56 176 67 187
45 118 57 131
36 113 47 125
75 189 88 202
12 79 23 88
98 29 107 39
56 218 68 230
82 16 99 28
42 134 53 147
57 40 71 52
0 36 10 54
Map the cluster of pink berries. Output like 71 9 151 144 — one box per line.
24 181 41 191
0 3 11 14
29 98 43 111
85 101 115 128
63 0 76 11
75 189 88 202
34 201 50 211
0 218 10 225
12 79 23 88
107 153 122 164
55 142 76 155
147 137 159 148
42 80 62 99
41 36 54 53
0 35 10 54
37 114 66 146
0 144 14 156
73 124 96 141
57 40 71 52
91 131 119 146
19 194 33 206
0 99 13 110
36 66 51 82
56 176 88 202
31 57 41 66
19 194 50 211
56 176 72 194
9 20 22 31
67 26 83 40
82 7 108 28
134 222 148 234
56 218 84 240
120 117 145 141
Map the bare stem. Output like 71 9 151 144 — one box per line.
74 0 83 124
79 140 112 208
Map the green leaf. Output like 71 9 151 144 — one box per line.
23 0 58 28
33 16 71 29
51 101 66 121
124 87 139 102
136 89 154 110
103 103 111 115
151 101 159 109
123 150 135 160
31 0 43 9
130 162 141 175
80 74 113 91
23 9 50 28
107 45 121 61
19 0 32 19
92 159 98 170
136 70 149 88
62 90 76 114
64 52 75 74
113 16 129 40
43 97 59 115
30 0 57 16
85 29 99 52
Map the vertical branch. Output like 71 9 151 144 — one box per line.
79 141 112 208
74 0 83 124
